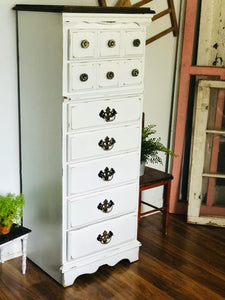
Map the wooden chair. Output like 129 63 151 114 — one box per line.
138 166 173 235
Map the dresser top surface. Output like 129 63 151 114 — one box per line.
13 5 155 15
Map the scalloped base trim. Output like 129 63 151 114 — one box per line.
61 240 140 287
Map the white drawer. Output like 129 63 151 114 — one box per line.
124 31 145 56
68 59 144 93
67 124 140 162
98 61 120 88
69 30 97 59
67 214 137 260
68 183 138 229
99 31 121 57
67 152 139 196
67 96 142 131
69 62 96 92
122 59 143 86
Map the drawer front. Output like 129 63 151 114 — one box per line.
122 59 143 86
69 63 96 92
68 59 144 93
69 31 96 59
124 31 145 56
98 61 120 88
68 152 139 195
68 96 142 131
67 124 140 162
67 214 137 260
68 183 138 229
99 31 121 57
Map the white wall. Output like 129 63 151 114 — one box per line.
0 0 181 245
142 0 181 208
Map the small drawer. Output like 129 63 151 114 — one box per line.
122 59 143 87
98 61 120 88
67 124 140 162
99 31 121 57
68 183 138 229
67 152 139 196
124 31 145 56
67 96 142 132
67 214 137 260
69 31 96 59
69 63 96 92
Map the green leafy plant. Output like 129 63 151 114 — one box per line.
0 193 25 228
141 124 176 164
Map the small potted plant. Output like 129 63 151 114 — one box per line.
140 124 176 176
0 193 25 235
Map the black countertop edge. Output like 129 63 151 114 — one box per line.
0 224 31 245
13 5 155 14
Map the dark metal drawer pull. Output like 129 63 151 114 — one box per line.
80 73 88 82
133 39 141 47
97 199 114 213
106 71 114 80
97 230 113 244
98 136 116 150
132 69 139 77
99 107 117 122
108 39 116 48
98 167 115 181
81 40 90 48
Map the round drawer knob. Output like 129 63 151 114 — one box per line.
80 73 88 82
108 39 116 48
81 40 90 48
106 71 114 80
133 39 141 47
132 69 139 77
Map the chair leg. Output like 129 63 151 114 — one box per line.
162 181 171 235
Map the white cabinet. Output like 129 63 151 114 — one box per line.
15 5 153 287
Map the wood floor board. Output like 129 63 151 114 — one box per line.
0 214 225 299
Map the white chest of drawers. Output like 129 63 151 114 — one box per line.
14 5 153 287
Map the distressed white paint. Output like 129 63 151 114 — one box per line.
0 0 181 260
188 80 225 227
197 0 225 67
17 9 152 286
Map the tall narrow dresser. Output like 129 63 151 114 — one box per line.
14 5 153 286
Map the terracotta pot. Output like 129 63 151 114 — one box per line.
0 222 12 235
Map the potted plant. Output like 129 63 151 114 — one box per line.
0 193 25 235
140 124 176 176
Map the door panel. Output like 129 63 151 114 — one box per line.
188 80 225 226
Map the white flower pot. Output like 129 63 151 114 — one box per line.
140 161 145 176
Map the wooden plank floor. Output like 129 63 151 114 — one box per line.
0 214 225 299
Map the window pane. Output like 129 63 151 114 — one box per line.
207 88 225 130
204 133 225 174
